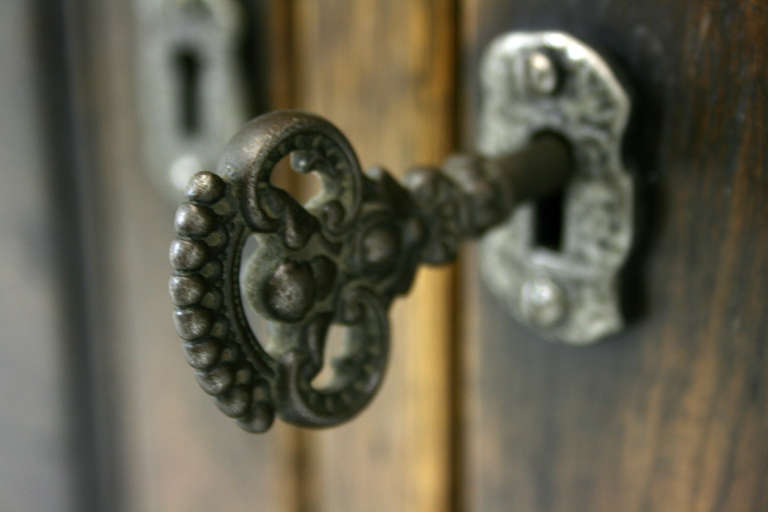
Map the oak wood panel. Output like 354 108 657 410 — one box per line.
87 2 288 510
462 1 768 511
292 1 459 511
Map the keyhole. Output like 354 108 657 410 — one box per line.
533 187 565 251
173 47 202 136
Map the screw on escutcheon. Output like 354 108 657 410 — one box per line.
526 50 559 95
519 276 567 328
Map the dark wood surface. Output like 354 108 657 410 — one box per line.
462 1 768 510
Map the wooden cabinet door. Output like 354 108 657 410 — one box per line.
13 1 765 511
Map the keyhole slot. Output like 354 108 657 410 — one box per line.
533 186 566 251
173 47 203 136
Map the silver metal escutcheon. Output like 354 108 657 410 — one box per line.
478 31 633 345
136 0 247 200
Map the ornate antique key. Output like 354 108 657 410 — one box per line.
168 32 633 432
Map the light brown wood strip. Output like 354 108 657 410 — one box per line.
262 3 314 512
292 1 459 510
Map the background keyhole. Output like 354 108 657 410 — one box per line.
173 47 202 136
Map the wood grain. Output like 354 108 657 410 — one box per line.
462 1 768 511
86 1 287 510
292 1 459 511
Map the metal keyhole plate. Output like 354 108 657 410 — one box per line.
136 0 246 200
478 32 633 345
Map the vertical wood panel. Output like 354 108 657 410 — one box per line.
462 1 768 511
292 1 459 510
88 2 289 510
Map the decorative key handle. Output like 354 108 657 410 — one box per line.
170 110 570 431
169 32 633 432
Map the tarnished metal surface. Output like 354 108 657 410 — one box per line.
169 111 571 431
136 0 246 200
478 31 633 345
167 31 633 431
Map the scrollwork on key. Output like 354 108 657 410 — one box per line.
171 112 421 430
170 110 569 431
